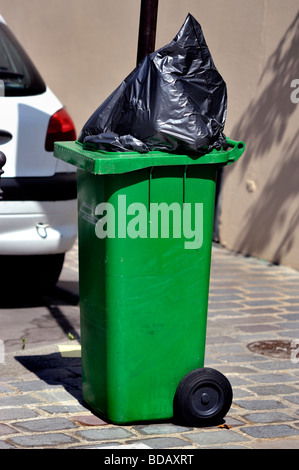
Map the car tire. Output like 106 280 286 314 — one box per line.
0 253 65 300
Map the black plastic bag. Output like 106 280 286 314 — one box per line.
78 13 227 154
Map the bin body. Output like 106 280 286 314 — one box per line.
54 140 245 424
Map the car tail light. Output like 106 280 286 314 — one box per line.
45 108 76 151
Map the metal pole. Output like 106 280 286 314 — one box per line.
0 151 6 200
137 0 159 65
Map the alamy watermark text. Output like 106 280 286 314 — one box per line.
290 79 299 103
94 195 203 250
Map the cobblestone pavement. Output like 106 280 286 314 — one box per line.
1 241 299 450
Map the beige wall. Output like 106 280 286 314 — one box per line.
1 0 299 269
217 0 299 270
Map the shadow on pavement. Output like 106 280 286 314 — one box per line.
0 283 79 309
14 351 84 405
0 282 80 352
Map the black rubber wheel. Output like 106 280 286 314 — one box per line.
173 368 233 427
0 253 65 301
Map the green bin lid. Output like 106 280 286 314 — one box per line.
54 138 245 175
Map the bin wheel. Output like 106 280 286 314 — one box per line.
173 368 233 427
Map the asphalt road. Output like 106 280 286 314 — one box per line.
0 241 80 356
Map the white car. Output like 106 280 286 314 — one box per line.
0 15 77 295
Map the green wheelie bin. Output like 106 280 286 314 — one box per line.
54 137 245 426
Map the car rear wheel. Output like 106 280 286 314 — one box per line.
0 253 65 300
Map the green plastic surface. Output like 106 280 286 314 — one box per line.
54 138 245 175
54 138 245 423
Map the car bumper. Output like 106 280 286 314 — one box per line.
0 199 77 255
1 172 77 201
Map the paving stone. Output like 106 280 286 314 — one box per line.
209 344 246 355
209 288 244 295
0 423 18 436
0 384 13 393
35 389 76 402
283 395 299 405
234 399 288 411
209 302 244 310
12 417 77 433
0 408 38 420
205 336 238 345
280 313 299 321
243 286 280 293
8 432 78 448
187 429 250 446
279 331 299 340
77 427 133 441
239 308 281 315
8 380 56 392
134 423 192 435
249 384 299 396
70 414 108 426
209 294 244 302
38 404 86 414
284 306 299 312
216 365 257 375
253 361 299 371
131 437 190 448
224 377 252 387
222 354 265 363
237 324 281 333
247 373 298 384
0 440 16 449
242 424 299 439
242 300 284 307
241 292 283 299
0 395 43 407
35 368 74 382
73 441 120 449
224 416 245 427
241 315 283 325
282 298 299 304
282 285 299 291
277 319 299 328
208 309 245 317
232 389 255 399
251 438 299 449
243 412 295 423
85 442 153 449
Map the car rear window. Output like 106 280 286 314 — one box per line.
0 22 46 96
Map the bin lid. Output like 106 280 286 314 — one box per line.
54 138 245 175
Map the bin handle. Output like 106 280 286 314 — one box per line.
224 138 245 165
